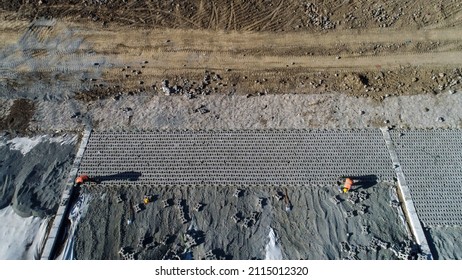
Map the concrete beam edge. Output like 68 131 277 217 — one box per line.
380 127 433 260
40 127 92 260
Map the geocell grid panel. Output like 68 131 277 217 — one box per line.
78 130 394 186
390 130 462 226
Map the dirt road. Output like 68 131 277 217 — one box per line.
1 16 462 103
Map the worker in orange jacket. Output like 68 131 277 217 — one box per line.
75 174 91 185
342 178 353 193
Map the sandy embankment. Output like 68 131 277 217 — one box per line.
73 182 411 260
0 134 77 259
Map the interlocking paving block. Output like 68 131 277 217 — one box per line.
162 199 170 208
137 237 145 248
390 130 462 226
377 240 389 249
78 130 394 186
347 192 359 204
232 189 242 197
340 242 350 252
417 253 429 260
357 191 368 201
369 237 380 252
357 204 368 214
179 215 187 224
193 203 204 211
274 192 285 201
357 245 368 253
160 235 170 245
347 250 358 259
361 225 370 234
397 251 409 260
125 252 135 260
205 250 215 259
186 239 197 247
175 199 183 209
256 198 264 208
250 211 260 220
231 212 241 223
118 247 126 256
242 217 252 228
133 204 142 213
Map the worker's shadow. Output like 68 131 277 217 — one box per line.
350 175 378 190
94 171 142 183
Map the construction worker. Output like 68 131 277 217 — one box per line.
342 177 353 193
75 174 90 185
143 196 150 205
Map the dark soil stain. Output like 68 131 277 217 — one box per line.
0 99 35 134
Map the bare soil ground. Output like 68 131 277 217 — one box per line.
3 0 462 32
0 99 35 134
1 0 462 109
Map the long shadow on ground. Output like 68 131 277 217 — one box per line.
94 171 142 182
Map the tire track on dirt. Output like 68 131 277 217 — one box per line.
212 1 220 29
84 27 462 55
240 6 281 31
151 45 460 60
207 1 215 29
227 1 237 31
130 8 202 29
230 1 254 29
259 0 285 31
156 50 462 70
242 0 285 32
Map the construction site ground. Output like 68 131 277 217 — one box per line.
1 0 462 260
